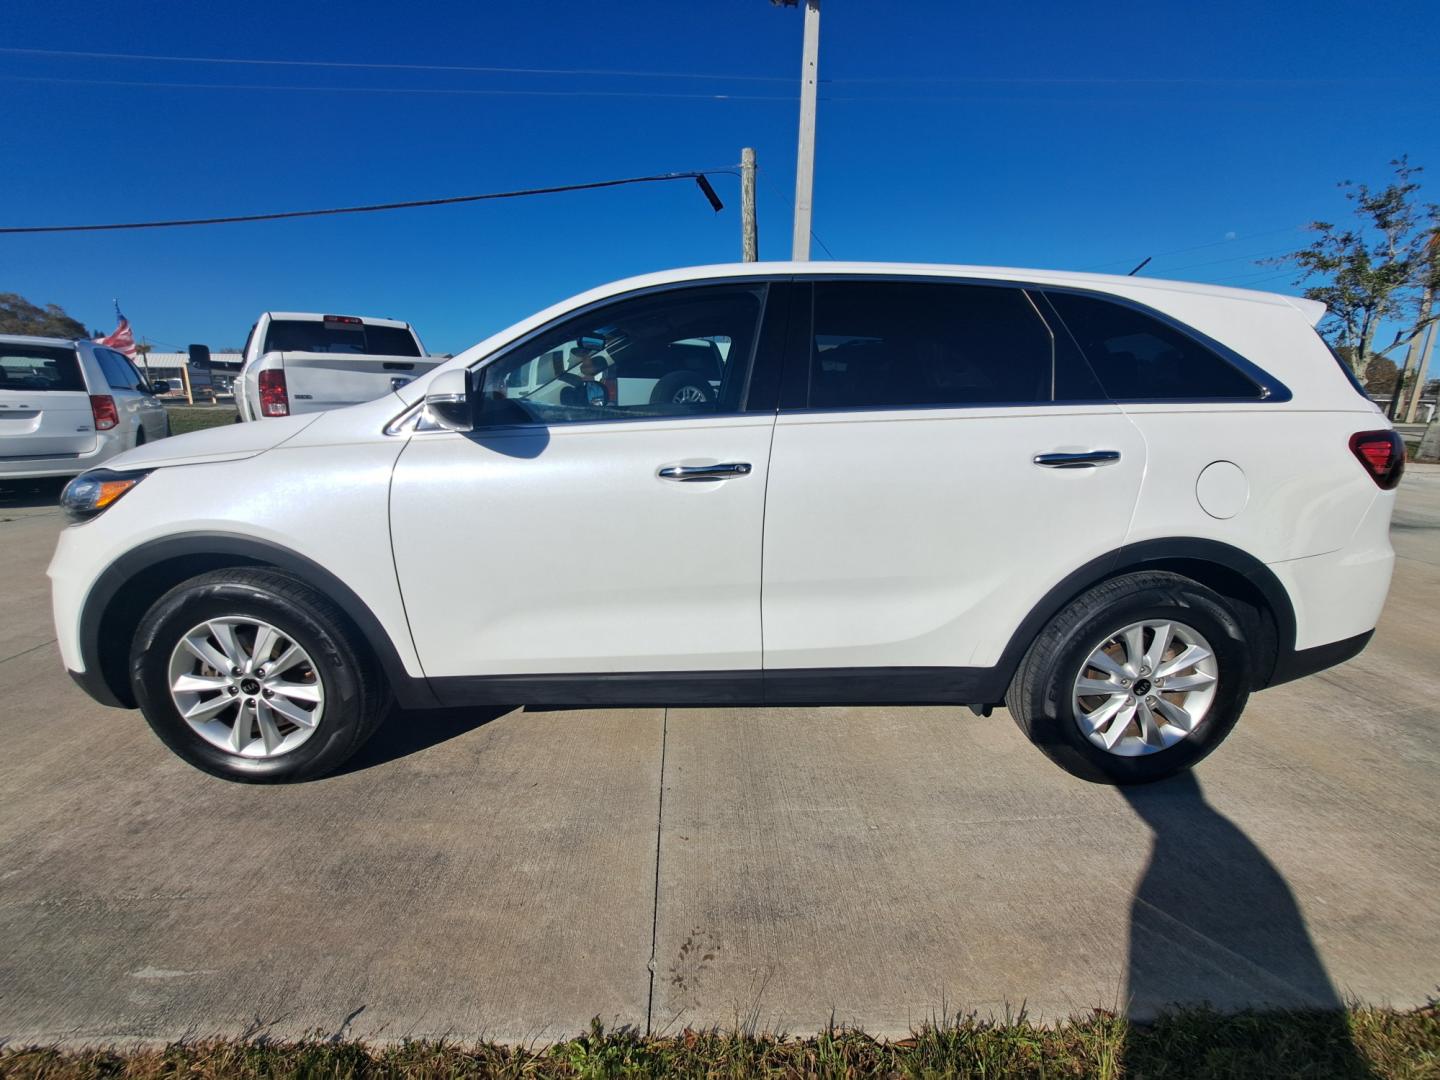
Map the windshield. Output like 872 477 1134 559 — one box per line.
262 320 420 357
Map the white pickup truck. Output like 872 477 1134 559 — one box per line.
233 312 440 421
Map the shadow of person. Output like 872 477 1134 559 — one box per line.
1120 771 1371 1074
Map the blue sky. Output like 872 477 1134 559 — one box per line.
3 0 1437 361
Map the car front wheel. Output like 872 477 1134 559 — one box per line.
1005 571 1251 784
130 568 387 782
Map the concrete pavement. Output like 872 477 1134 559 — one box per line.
1 471 1437 1044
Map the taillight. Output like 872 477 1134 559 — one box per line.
1348 429 1405 490
89 394 118 430
258 369 290 417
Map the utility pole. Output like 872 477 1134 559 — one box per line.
1405 318 1436 424
740 147 758 262
790 0 820 260
1390 230 1438 419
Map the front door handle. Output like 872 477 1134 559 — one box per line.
1033 450 1121 469
657 462 753 482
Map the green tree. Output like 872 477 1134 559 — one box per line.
1364 355 1399 393
0 292 88 339
1269 158 1439 381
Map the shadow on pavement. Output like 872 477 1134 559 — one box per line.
0 477 66 509
1122 771 1371 1074
332 704 516 775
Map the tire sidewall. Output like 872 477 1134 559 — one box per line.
131 577 366 782
650 371 716 405
1024 583 1251 784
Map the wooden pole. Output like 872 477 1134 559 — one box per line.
790 0 820 260
1405 318 1436 424
741 147 758 262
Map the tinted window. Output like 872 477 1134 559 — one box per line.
96 348 141 390
806 282 1054 409
1044 291 1261 401
262 320 421 357
476 285 764 426
0 344 85 391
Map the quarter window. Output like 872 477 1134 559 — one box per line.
1044 291 1262 401
804 282 1055 409
95 348 141 390
475 285 765 426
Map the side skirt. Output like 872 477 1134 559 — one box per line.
427 666 1006 709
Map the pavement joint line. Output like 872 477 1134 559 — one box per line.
0 638 56 666
644 707 669 1037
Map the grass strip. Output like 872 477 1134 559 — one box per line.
3 1004 1437 1079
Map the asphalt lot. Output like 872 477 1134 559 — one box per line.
1 469 1437 1045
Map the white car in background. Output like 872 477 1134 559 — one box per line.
1 335 169 480
232 312 439 421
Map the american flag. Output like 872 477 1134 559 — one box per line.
95 301 137 359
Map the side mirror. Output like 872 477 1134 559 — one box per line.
148 380 171 395
422 367 473 432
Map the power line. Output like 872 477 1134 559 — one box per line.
0 74 793 102
0 169 737 235
0 46 793 82
2 48 1427 87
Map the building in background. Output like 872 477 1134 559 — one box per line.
139 352 243 396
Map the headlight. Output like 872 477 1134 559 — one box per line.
60 469 150 522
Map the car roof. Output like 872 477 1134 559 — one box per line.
575 261 1326 323
0 333 85 348
263 312 411 329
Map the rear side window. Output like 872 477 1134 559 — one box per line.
262 320 421 357
1044 291 1262 401
95 348 141 390
0 344 85 391
806 281 1054 409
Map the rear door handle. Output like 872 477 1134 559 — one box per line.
1033 450 1121 469
658 462 753 482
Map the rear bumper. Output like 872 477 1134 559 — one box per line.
1 435 120 479
1267 629 1373 688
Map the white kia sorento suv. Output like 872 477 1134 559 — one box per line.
47 264 1403 784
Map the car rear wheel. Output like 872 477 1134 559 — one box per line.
1005 571 1251 784
130 568 387 782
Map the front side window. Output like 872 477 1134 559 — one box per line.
1044 291 1262 401
475 285 764 426
0 345 85 391
804 281 1055 409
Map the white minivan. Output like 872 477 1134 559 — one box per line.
48 264 1401 786
1 335 169 480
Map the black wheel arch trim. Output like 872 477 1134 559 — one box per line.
76 533 1318 715
77 532 438 711
990 536 1300 698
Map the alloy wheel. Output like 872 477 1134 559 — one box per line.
167 617 325 758
1071 619 1218 756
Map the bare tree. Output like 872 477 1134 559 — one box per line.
1269 158 1438 381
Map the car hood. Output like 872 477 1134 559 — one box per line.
103 413 322 472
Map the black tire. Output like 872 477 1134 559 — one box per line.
650 371 716 406
1005 571 1251 785
134 427 146 447
130 568 388 782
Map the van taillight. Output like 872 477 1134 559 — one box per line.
89 395 118 430
258 370 290 417
1348 430 1405 490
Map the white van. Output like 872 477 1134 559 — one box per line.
1 335 169 480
